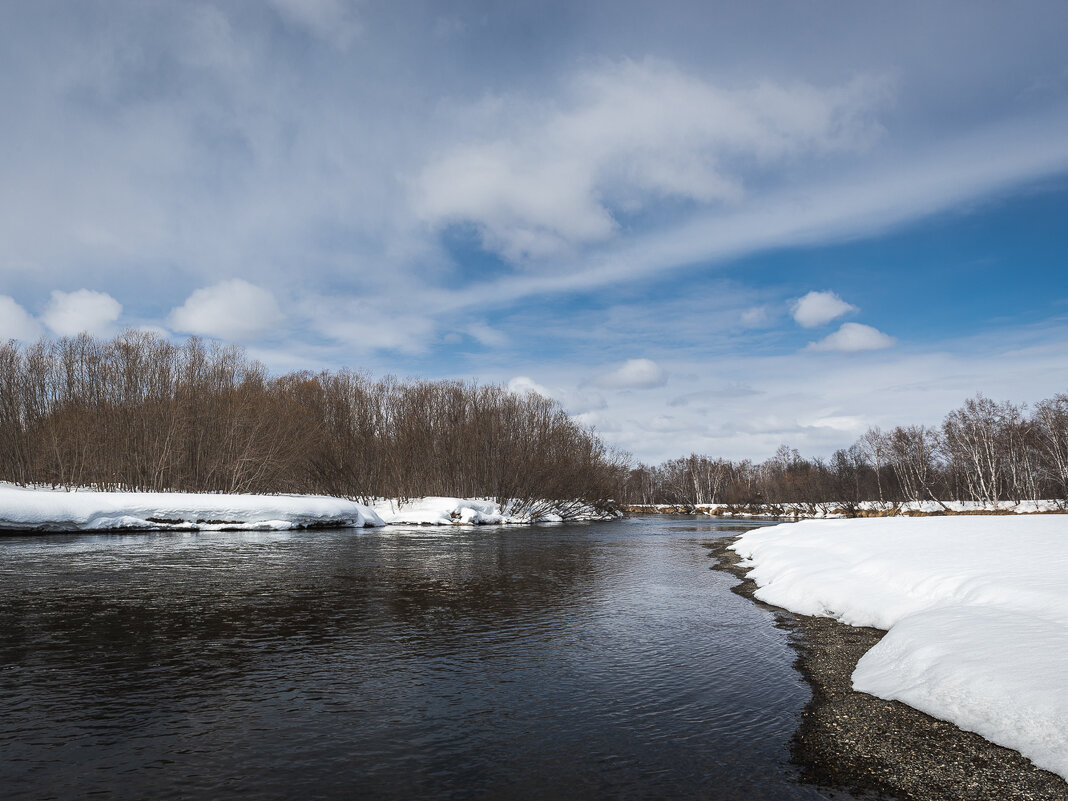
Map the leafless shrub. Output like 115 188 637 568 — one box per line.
618 393 1067 510
0 333 624 514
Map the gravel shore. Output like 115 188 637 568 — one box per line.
706 538 1068 801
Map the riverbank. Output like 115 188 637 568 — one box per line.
0 484 611 532
707 537 1068 801
627 500 1066 519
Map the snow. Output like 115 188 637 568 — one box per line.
879 499 1065 515
0 486 605 532
371 496 596 525
730 516 1068 780
0 483 384 531
636 499 1066 518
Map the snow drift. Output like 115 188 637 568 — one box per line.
730 516 1068 780
0 486 608 532
372 496 607 525
0 484 384 531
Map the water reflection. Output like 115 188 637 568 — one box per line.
0 517 850 800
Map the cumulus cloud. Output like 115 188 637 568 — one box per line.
42 289 122 337
807 322 896 352
416 61 886 262
507 376 553 398
791 290 857 327
593 358 667 389
0 296 43 341
168 279 283 342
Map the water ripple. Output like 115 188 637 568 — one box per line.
0 517 850 800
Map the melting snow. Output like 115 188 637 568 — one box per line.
730 516 1068 779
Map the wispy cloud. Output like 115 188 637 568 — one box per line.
1 2 1066 461
266 0 364 48
416 60 887 262
422 110 1068 317
499 317 1068 463
591 358 668 390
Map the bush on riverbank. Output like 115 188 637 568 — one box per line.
0 333 626 513
618 394 1068 510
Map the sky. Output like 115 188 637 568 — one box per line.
2 0 1067 463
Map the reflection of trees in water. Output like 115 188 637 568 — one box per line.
0 531 601 705
380 533 600 621
0 521 821 801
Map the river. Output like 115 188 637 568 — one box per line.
0 516 859 800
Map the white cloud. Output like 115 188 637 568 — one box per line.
740 306 769 327
640 414 691 433
507 376 553 398
505 377 608 420
593 358 667 389
427 117 1068 315
310 303 435 354
464 322 508 347
806 322 896 352
792 290 857 327
561 388 608 415
499 318 1068 464
132 324 174 339
0 296 43 341
801 414 867 432
168 279 283 342
42 289 121 337
570 410 621 433
416 61 886 262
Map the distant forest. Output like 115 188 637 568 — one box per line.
1 333 1066 512
0 333 625 514
622 394 1068 510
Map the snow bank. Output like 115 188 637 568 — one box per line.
0 484 384 531
730 516 1068 780
372 496 605 525
645 499 1067 518
881 499 1065 515
0 486 609 532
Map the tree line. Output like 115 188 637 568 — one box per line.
4 332 1065 514
619 393 1068 510
0 332 625 514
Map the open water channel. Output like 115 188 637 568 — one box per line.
0 516 861 800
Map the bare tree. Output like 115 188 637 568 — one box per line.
1034 394 1068 504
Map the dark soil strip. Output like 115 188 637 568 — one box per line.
706 538 1068 801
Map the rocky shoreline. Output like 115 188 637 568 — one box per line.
706 538 1068 801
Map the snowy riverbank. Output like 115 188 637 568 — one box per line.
0 484 384 531
627 499 1066 518
0 485 609 532
730 516 1068 781
371 496 609 525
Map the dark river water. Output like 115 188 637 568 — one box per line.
0 516 856 801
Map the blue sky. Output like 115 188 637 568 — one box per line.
2 0 1067 462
